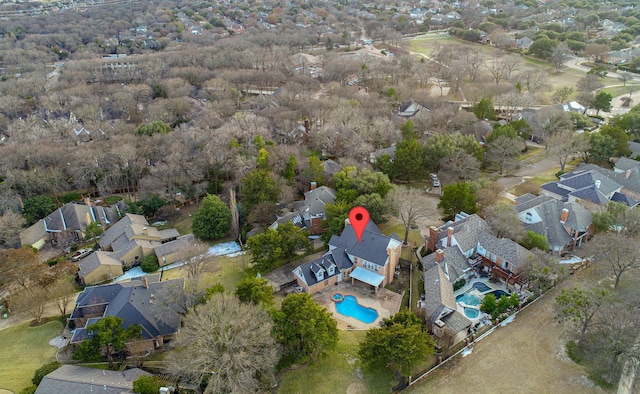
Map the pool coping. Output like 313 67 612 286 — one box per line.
454 278 511 323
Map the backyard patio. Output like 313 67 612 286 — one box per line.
313 281 403 330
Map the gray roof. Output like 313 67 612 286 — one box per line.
563 202 593 232
294 253 339 287
42 203 120 234
329 221 400 267
558 170 621 196
628 141 640 158
611 192 639 207
422 265 456 324
477 232 533 269
568 187 610 205
154 234 197 259
616 156 640 171
295 186 336 223
514 193 538 205
581 162 640 194
35 365 148 394
71 277 184 343
435 214 491 253
421 246 469 281
541 182 570 200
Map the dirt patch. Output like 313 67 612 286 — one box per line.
407 278 607 394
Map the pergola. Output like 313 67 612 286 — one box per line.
349 266 385 293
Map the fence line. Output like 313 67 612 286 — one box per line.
407 288 551 388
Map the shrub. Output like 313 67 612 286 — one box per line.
32 361 60 385
140 255 159 273
133 375 164 394
453 278 466 291
19 385 37 394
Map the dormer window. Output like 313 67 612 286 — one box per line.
327 265 335 275
315 269 324 281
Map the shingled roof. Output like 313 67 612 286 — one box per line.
35 365 149 394
70 277 183 344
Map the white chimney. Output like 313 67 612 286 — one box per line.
594 180 601 189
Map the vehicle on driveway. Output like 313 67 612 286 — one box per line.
71 248 93 262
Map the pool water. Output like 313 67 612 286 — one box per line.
490 290 510 299
456 292 482 306
472 282 491 292
464 307 479 319
335 295 379 324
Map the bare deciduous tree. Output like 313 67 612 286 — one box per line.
388 188 433 245
169 294 277 393
546 129 591 172
594 232 640 288
483 203 524 241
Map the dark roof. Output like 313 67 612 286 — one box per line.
540 182 570 200
329 221 400 267
611 191 639 207
440 310 472 333
293 253 339 287
71 277 183 343
628 141 640 158
558 170 621 196
35 365 148 394
568 187 610 205
514 193 538 205
154 234 197 259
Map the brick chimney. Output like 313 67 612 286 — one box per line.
446 227 454 247
427 226 438 252
435 249 444 263
310 181 317 190
84 197 91 206
560 208 569 223
142 276 148 289
85 212 92 226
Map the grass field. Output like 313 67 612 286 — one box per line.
161 253 249 293
0 320 63 393
278 330 395 394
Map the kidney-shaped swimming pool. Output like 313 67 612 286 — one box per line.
335 295 379 324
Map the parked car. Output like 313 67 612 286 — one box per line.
430 173 438 181
433 179 440 187
71 248 93 262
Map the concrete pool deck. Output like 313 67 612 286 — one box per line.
312 281 404 330
453 278 512 324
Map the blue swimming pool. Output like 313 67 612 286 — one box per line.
490 290 510 299
456 292 482 306
335 295 379 324
464 307 479 319
472 282 491 292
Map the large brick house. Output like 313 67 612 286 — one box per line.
293 219 402 294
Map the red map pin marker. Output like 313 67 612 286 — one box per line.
349 206 370 243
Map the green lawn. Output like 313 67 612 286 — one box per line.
0 320 63 393
277 331 395 394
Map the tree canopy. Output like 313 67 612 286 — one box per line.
191 194 232 240
358 310 436 378
438 182 477 221
246 222 312 273
272 293 338 367
72 316 142 368
234 276 275 308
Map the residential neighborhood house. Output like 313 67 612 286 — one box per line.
78 213 195 285
35 365 150 394
19 199 123 250
270 183 336 235
421 213 535 339
69 276 184 353
515 194 593 255
293 219 402 294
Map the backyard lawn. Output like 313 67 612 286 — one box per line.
161 253 249 293
0 320 63 393
277 330 395 394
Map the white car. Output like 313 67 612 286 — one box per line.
433 179 440 187
430 173 438 181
